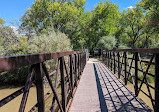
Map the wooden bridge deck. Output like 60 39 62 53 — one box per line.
69 59 151 112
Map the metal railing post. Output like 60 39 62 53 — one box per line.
111 52 113 71
80 53 82 75
114 52 116 74
118 52 120 79
135 52 138 96
155 53 159 112
78 54 80 79
59 57 66 112
108 52 110 67
74 54 77 87
69 55 74 96
34 63 45 112
105 52 107 62
124 52 127 85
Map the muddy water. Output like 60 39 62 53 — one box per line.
0 86 51 112
127 83 154 110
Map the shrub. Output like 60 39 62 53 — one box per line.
28 30 72 71
28 30 72 54
118 44 130 49
0 45 4 56
0 30 72 85
97 35 116 50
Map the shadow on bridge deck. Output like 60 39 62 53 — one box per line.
69 59 152 112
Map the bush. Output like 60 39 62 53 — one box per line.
28 30 72 71
97 35 116 50
0 30 72 85
118 44 130 49
0 45 4 56
28 31 72 54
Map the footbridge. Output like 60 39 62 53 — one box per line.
0 48 159 112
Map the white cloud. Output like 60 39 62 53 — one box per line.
10 26 18 34
128 6 134 9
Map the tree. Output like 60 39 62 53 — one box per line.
20 0 51 34
0 17 5 26
20 0 86 49
20 0 121 50
82 1 120 51
141 0 159 32
20 0 85 34
120 3 145 48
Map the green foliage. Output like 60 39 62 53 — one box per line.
0 45 5 56
118 44 130 49
141 0 159 32
73 0 86 9
87 1 120 50
0 17 5 25
28 30 72 72
0 26 20 56
0 28 72 85
1 0 159 86
20 0 120 50
120 3 145 48
149 34 159 48
7 36 28 56
97 35 116 50
28 30 72 54
0 66 29 85
20 0 85 34
93 1 120 34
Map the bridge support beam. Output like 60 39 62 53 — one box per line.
74 54 77 87
124 52 127 85
34 63 45 112
155 53 159 112
135 52 138 96
114 52 116 74
118 52 121 79
69 55 74 97
59 57 66 112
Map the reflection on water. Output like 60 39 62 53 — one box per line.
0 86 51 112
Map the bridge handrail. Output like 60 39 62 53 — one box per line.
108 48 159 53
0 51 85 73
102 48 159 112
0 51 86 112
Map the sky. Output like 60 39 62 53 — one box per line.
0 0 139 27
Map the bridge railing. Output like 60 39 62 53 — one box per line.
0 51 86 112
102 48 159 112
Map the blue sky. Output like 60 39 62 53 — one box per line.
0 0 139 26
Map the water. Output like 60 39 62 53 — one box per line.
128 83 154 110
0 86 50 112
